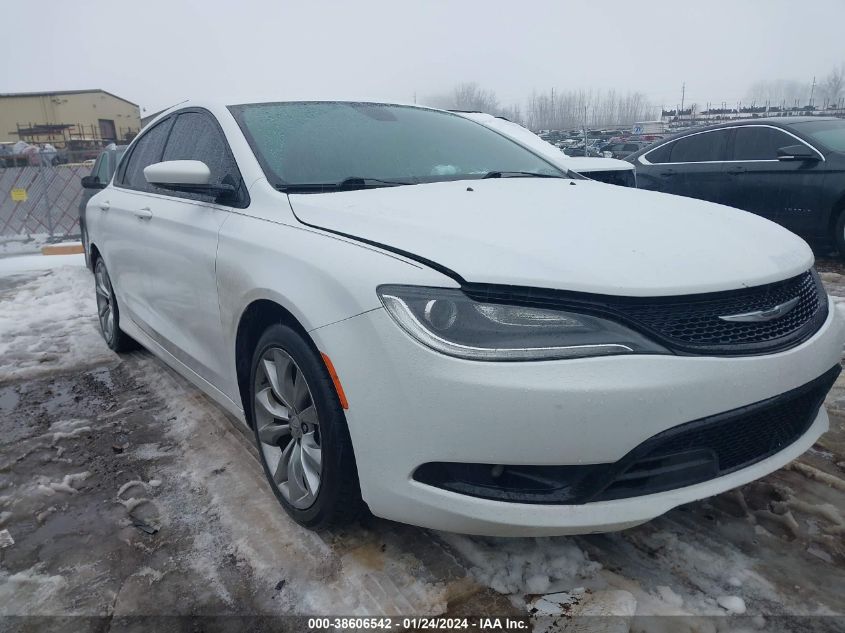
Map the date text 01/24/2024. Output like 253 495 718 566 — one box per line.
306 617 529 630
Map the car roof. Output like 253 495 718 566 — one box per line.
625 116 842 159
663 116 839 136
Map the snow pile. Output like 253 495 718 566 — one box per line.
716 595 747 615
437 533 601 596
0 234 51 257
0 266 114 382
0 565 68 615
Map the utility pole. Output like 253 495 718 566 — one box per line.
583 104 588 155
809 76 816 108
680 81 685 117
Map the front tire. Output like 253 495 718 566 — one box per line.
94 258 134 352
248 324 362 529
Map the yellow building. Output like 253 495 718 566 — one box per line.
0 89 141 147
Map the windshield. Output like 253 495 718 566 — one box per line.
228 102 566 190
790 119 845 153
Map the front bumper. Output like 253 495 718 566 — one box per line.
310 298 844 536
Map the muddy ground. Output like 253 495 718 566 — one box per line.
0 261 844 633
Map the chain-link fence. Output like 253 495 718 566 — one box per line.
0 149 98 240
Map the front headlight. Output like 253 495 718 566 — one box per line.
377 285 667 361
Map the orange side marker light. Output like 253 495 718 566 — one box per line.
321 352 349 410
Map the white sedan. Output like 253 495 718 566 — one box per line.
85 100 844 536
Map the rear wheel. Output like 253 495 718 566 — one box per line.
81 220 91 270
249 324 362 529
94 258 134 352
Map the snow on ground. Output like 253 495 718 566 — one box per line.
0 252 84 275
0 261 113 383
0 234 52 258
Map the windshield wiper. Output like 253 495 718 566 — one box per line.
276 177 414 193
481 171 566 179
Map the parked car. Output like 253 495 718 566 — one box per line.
600 141 650 159
627 117 845 255
454 112 636 187
79 144 126 268
85 101 843 536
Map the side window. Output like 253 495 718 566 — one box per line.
120 119 173 191
91 154 106 182
668 130 730 163
162 112 244 205
643 141 674 164
732 127 796 161
92 154 109 183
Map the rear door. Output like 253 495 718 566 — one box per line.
135 109 247 390
636 128 732 204
721 125 826 235
103 117 173 327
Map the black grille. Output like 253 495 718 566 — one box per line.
462 269 828 356
609 270 825 354
595 364 840 501
413 365 840 505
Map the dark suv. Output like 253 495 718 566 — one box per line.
626 117 845 255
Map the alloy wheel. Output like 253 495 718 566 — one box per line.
94 261 115 344
254 347 322 509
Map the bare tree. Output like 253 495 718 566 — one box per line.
746 79 811 107
424 82 500 113
452 82 500 112
821 64 845 104
524 88 656 130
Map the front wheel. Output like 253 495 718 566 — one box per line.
249 324 362 529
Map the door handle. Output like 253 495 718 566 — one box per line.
99 200 110 211
726 167 746 175
135 207 153 221
659 170 676 177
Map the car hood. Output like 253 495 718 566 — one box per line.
288 178 813 296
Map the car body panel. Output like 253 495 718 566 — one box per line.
213 180 454 404
289 177 813 296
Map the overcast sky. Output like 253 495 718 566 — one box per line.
2 0 843 114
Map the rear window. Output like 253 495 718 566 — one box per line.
790 120 845 153
668 130 730 163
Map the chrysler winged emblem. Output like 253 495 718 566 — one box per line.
718 296 800 323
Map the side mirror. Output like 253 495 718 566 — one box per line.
777 145 820 162
81 175 105 190
144 160 236 198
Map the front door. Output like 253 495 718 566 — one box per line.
721 125 826 236
134 110 246 391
